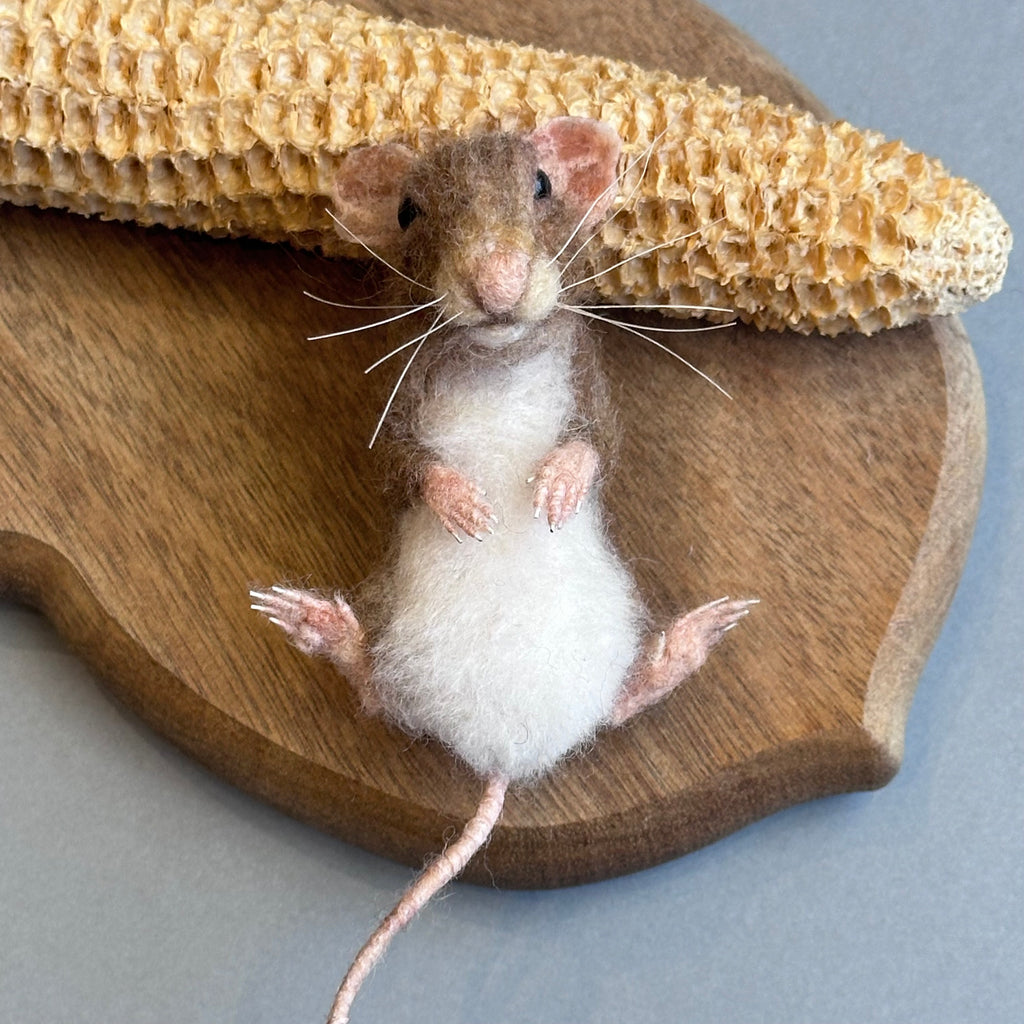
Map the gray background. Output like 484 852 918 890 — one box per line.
2 1 1021 1021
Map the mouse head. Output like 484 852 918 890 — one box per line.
334 118 621 334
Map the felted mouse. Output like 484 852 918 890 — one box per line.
251 116 756 1023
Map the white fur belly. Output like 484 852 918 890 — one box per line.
372 346 644 779
371 494 644 780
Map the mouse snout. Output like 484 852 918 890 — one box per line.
472 246 531 316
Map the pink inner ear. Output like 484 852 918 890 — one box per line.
335 145 415 207
333 144 417 250
530 118 622 225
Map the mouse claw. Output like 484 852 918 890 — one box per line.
532 483 548 520
650 630 668 663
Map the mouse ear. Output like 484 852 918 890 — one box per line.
333 143 417 251
530 117 621 227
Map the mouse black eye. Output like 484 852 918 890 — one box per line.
534 169 552 201
397 195 421 230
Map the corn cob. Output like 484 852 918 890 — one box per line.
0 0 1011 334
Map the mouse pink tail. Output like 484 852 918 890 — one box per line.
326 773 510 1024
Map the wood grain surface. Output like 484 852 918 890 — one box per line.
0 0 985 887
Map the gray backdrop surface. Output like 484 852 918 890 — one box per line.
2 2 1021 1021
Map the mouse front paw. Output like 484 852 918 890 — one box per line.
422 463 496 542
530 440 599 530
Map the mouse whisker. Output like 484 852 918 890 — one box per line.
364 310 462 374
302 291 426 310
326 208 433 293
560 220 723 295
560 305 737 333
571 302 736 316
307 295 447 341
554 125 671 275
368 310 461 448
564 305 733 399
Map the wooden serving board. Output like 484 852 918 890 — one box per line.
0 0 984 887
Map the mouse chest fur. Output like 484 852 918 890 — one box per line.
369 334 645 781
416 339 574 509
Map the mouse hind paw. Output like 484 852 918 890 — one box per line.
612 596 757 726
249 585 358 658
249 585 379 713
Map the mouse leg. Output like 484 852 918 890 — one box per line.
529 439 599 529
249 586 380 714
610 597 757 726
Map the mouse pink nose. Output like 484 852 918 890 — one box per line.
473 247 531 315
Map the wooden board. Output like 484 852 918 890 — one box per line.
0 0 985 888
